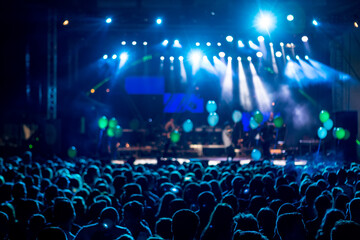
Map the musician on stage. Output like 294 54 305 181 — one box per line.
260 112 275 160
163 118 177 158
222 121 236 161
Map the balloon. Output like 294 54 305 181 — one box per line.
319 110 330 123
232 110 242 123
323 119 333 131
182 119 193 133
250 117 259 129
67 146 77 158
274 116 284 128
253 111 264 124
344 129 350 140
107 127 115 137
251 149 262 161
317 127 327 139
207 112 219 127
115 125 123 138
108 117 118 129
335 127 346 140
170 130 181 143
98 116 108 129
130 119 140 130
206 100 217 113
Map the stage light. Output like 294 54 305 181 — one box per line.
143 41 148 46
90 88 95 93
354 22 358 28
195 42 200 46
247 56 252 61
121 41 126 45
249 40 254 45
189 51 202 64
106 18 112 24
202 56 208 61
238 40 245 48
312 19 318 26
286 43 292 48
286 55 290 60
287 14 294 21
258 36 265 42
256 52 263 58
132 41 137 45
228 56 232 61
169 56 174 61
120 52 128 61
305 55 309 60
160 56 165 61
112 54 117 59
280 42 284 47
173 39 181 48
162 39 169 46
217 42 221 46
296 55 300 60
156 18 162 25
179 56 184 61
63 20 69 26
226 35 233 42
106 88 110 93
237 57 241 61
219 52 225 58
103 54 108 60
301 36 308 42
206 42 211 46
269 42 273 46
275 51 282 58
255 11 276 32
174 40 179 45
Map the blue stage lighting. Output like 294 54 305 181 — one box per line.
247 56 252 61
226 35 233 42
296 55 300 60
189 50 202 64
106 18 112 24
112 54 117 59
195 42 200 46
219 52 225 58
162 39 169 46
179 56 184 61
312 19 318 26
103 54 108 60
217 42 221 46
287 14 294 21
238 40 245 48
206 42 211 46
286 55 290 60
156 18 162 25
275 51 282 58
301 36 308 42
120 52 128 61
256 52 263 58
121 41 126 45
143 41 148 46
255 11 276 32
169 56 174 61
160 56 165 61
258 36 265 42
305 55 309 60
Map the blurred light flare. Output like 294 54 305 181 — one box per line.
156 18 162 24
162 39 169 46
106 18 112 23
238 58 252 110
255 11 276 32
249 62 271 112
121 41 126 45
287 14 294 21
103 54 108 60
301 36 309 42
221 56 233 103
226 35 234 42
238 40 245 48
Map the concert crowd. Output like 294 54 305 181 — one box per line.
0 151 360 240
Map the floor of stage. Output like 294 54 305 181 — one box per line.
112 157 307 166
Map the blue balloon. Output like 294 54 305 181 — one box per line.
317 127 327 139
232 110 242 123
207 112 219 127
251 149 262 161
323 119 333 131
206 100 217 113
250 117 259 129
183 119 193 133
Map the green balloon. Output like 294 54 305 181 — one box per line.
253 111 264 124
319 110 330 123
335 127 346 140
344 129 350 140
107 127 115 137
67 146 77 158
274 116 284 128
98 116 108 129
115 125 123 138
108 118 118 129
170 130 180 143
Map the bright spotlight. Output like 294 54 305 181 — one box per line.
120 52 128 61
256 52 263 58
174 40 179 45
286 55 290 60
217 42 222 46
237 57 241 61
305 55 309 60
287 14 294 21
121 41 126 45
269 42 273 46
63 20 69 26
173 40 181 48
226 35 233 42
296 55 300 60
228 56 232 61
275 51 282 58
160 56 165 61
162 39 169 46
355 22 359 28
312 19 318 26
195 42 200 46
189 51 202 64
206 42 211 46
169 56 174 61
280 42 284 47
258 36 265 42
103 54 108 60
106 18 112 24
202 56 208 61
112 54 117 59
301 36 308 42
132 41 137 45
255 11 276 32
238 40 245 48
247 56 252 61
179 56 184 61
156 18 162 25
143 41 148 46
219 52 225 58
